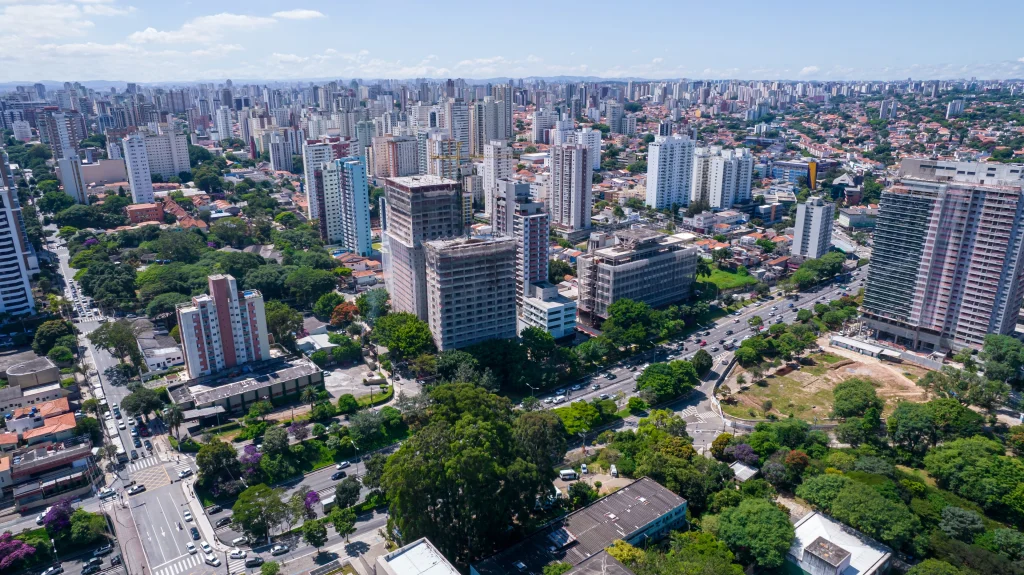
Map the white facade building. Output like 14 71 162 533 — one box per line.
56 155 87 204
140 130 190 180
519 282 577 339
691 147 753 209
482 140 513 217
645 135 695 209
122 133 154 203
268 132 293 173
550 143 592 232
793 196 835 259
573 127 602 170
302 141 337 220
214 106 233 141
319 156 373 256
0 186 36 316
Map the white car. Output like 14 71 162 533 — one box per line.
270 544 289 556
204 553 220 567
336 461 350 470
178 469 193 479
117 421 126 430
186 542 197 555
200 541 212 554
229 549 247 559
183 511 193 522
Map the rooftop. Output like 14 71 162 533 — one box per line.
171 358 321 406
564 551 634 575
13 397 69 419
7 356 56 377
387 175 458 189
22 412 78 440
472 477 685 575
789 512 891 575
378 538 460 575
729 461 759 482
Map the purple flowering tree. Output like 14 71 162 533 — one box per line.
0 532 36 570
724 443 759 466
240 444 263 478
289 422 309 442
42 498 73 533
83 238 98 247
304 490 320 516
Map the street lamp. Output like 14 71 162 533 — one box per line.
51 538 58 564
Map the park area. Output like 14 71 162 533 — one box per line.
697 266 759 292
719 345 930 421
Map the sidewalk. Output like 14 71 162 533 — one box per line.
180 476 231 552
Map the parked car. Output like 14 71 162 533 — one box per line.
183 511 193 522
82 566 100 575
271 544 289 556
130 450 138 460
599 393 610 400
231 536 249 547
93 545 113 556
207 504 222 514
110 556 122 566
190 527 200 540
41 566 63 575
336 461 350 470
215 517 232 528
86 558 103 567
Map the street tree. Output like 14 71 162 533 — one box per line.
328 506 357 542
301 519 328 553
334 477 361 508
232 484 290 544
262 427 289 455
120 388 163 421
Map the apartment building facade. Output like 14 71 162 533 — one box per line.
0 186 35 316
302 136 352 220
383 175 464 320
425 237 517 350
122 132 154 203
550 143 593 233
863 174 1024 352
493 180 549 305
577 229 697 321
793 196 835 259
176 275 270 380
691 147 753 209
645 134 695 209
318 156 373 256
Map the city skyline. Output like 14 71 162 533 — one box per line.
2 0 1024 83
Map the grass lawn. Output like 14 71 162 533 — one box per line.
698 267 758 292
723 373 834 420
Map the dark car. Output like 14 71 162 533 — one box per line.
725 330 733 335
139 427 150 437
331 471 347 480
190 527 200 540
207 505 222 514
111 556 122 566
143 440 152 450
245 558 265 568
215 517 232 528
133 438 142 448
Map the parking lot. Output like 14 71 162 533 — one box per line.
322 361 384 399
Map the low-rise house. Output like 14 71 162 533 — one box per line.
22 412 78 445
787 511 892 575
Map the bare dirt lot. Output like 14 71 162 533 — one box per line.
721 337 930 421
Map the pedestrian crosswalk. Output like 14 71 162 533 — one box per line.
127 455 159 472
153 553 202 575
172 461 194 477
228 557 247 573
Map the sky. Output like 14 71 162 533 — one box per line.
2 0 1024 84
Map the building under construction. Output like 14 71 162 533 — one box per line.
425 236 517 350
577 229 698 322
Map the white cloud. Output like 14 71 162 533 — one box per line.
0 4 95 38
270 52 308 64
272 9 324 19
1019 57 1024 63
799 65 820 76
82 3 133 15
128 13 276 44
652 57 664 64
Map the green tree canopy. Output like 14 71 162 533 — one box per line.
718 498 794 568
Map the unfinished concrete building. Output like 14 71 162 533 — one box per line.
425 236 517 350
382 175 464 321
577 229 698 321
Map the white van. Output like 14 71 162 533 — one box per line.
231 536 249 547
610 465 618 477
559 469 578 481
553 395 567 404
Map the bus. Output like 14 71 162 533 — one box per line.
111 437 128 463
